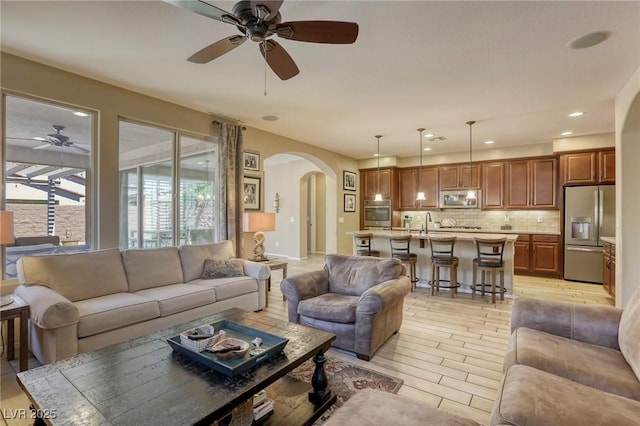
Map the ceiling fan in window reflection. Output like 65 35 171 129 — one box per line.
7 125 90 154
164 0 359 80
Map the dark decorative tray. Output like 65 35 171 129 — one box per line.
167 319 288 377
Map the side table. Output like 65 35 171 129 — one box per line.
263 259 288 306
0 294 30 371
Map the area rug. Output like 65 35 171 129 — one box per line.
288 357 403 424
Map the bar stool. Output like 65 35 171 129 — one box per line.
472 237 507 304
389 234 418 290
353 232 381 257
428 235 459 298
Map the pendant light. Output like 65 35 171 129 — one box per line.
374 135 383 202
416 128 426 201
466 120 477 200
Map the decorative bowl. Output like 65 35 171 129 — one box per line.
208 338 250 360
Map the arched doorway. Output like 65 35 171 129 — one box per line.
262 153 337 260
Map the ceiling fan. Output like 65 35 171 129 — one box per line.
7 125 91 154
164 0 359 80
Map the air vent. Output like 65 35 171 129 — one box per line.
429 136 447 142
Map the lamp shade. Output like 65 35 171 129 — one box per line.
243 212 276 233
0 211 15 245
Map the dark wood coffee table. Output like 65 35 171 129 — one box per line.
17 308 336 426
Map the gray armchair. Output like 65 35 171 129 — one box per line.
281 254 411 361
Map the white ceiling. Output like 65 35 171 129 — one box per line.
1 1 638 160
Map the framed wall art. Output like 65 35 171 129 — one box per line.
344 194 356 212
343 170 357 191
243 151 260 171
243 176 261 211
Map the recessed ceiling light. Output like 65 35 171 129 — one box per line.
561 131 573 136
262 115 279 121
33 137 46 141
423 147 431 151
568 111 584 117
568 31 609 49
484 140 495 144
424 133 434 138
73 111 89 117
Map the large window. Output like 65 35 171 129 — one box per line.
119 121 219 249
3 95 93 278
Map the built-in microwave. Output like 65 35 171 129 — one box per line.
363 200 392 227
439 190 482 209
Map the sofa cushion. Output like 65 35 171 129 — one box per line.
619 286 640 382
135 284 216 317
298 293 360 323
122 247 184 292
75 293 160 338
179 241 235 282
325 254 403 296
490 365 640 426
202 259 245 279
18 249 129 302
188 276 257 301
505 327 640 401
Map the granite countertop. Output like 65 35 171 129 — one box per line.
352 229 518 242
601 236 616 244
388 227 560 235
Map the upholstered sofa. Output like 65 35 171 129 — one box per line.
280 254 411 361
15 241 270 365
490 288 640 425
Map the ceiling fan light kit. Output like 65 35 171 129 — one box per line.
164 0 358 80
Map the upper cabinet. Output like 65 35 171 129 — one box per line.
397 167 438 210
599 150 616 184
505 157 558 209
439 164 480 190
362 168 394 200
560 149 615 186
482 162 505 209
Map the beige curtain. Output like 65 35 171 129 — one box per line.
218 122 244 258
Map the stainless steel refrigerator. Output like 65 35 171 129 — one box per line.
564 185 615 283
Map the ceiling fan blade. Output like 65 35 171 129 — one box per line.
33 143 52 150
6 137 40 141
70 145 91 154
162 0 238 25
188 35 247 64
259 40 299 80
251 1 283 21
276 21 359 44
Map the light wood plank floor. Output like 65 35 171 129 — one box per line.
1 254 613 426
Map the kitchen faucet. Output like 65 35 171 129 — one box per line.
425 212 432 234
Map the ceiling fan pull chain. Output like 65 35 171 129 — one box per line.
263 40 268 96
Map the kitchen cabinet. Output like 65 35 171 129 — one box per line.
482 162 505 209
513 234 531 273
561 149 615 185
439 165 480 190
514 234 561 277
397 167 438 210
505 158 557 209
603 241 616 297
599 150 616 184
362 168 394 201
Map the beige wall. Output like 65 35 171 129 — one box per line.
615 66 640 307
1 53 360 257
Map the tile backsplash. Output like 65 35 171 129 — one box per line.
400 209 560 233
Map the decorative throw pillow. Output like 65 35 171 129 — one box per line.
201 258 245 279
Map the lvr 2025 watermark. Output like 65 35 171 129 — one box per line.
2 408 57 420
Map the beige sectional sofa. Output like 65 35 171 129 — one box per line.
490 288 640 425
15 241 270 365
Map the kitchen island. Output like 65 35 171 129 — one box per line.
350 230 518 297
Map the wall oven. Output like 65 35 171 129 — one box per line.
363 200 391 227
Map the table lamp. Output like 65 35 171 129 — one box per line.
243 212 276 262
0 211 15 306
